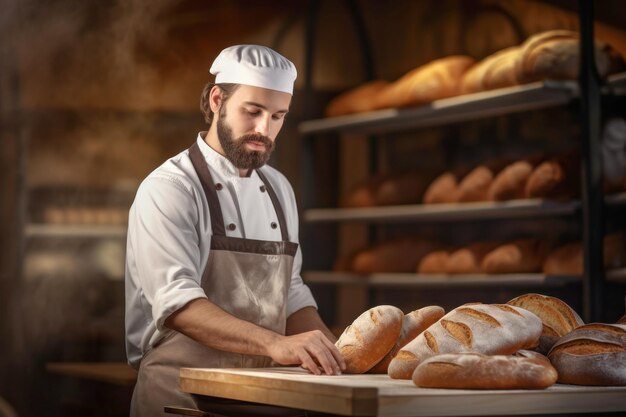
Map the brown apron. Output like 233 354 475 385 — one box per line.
130 143 305 417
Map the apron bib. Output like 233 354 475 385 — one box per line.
130 143 302 416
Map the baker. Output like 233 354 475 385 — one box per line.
125 44 345 416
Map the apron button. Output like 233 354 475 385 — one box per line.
227 223 236 231
270 222 277 229
215 183 223 190
260 185 266 192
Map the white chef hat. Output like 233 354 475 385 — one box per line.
209 44 297 95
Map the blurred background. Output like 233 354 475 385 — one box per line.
1 1 625 416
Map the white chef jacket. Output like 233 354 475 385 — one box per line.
125 133 317 368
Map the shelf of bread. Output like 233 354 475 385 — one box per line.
304 192 626 223
303 271 581 287
25 223 127 239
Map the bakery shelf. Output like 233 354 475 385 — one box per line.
298 72 626 136
303 271 581 287
25 223 127 239
304 192 626 223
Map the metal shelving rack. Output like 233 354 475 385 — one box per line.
298 0 624 323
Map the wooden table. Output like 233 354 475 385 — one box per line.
180 367 626 416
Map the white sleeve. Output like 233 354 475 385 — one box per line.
129 176 208 331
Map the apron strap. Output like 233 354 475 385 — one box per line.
189 142 226 236
256 169 290 242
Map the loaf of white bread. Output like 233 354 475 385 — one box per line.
335 305 403 374
412 350 557 389
368 306 445 374
508 293 584 354
548 323 626 386
388 303 542 379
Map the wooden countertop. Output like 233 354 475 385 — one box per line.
180 367 626 417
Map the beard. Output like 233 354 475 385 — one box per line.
216 113 275 171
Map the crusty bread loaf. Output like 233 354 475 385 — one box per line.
456 165 495 202
375 172 427 206
446 241 500 274
412 350 557 389
543 233 626 275
516 30 626 84
525 151 580 199
488 160 534 201
335 305 404 374
422 172 459 204
340 176 384 208
417 250 450 274
325 80 389 118
460 46 521 94
352 239 434 273
374 56 475 109
388 303 542 379
507 293 584 354
369 306 445 374
548 323 626 386
481 239 551 274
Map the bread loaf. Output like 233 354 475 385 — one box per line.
375 172 427 206
460 46 520 94
488 160 534 201
446 241 500 274
374 56 475 109
388 303 542 379
369 306 445 374
516 30 626 84
325 80 389 117
481 239 551 274
525 151 580 199
548 323 626 386
340 176 384 208
352 239 433 273
543 233 626 275
507 293 584 354
412 350 557 389
335 305 404 374
456 165 495 202
422 172 459 204
417 250 450 274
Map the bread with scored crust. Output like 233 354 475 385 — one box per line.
388 303 542 379
412 350 557 389
508 293 584 354
548 323 626 385
335 305 403 374
368 306 445 374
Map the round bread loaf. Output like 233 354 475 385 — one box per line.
335 305 404 374
488 160 534 201
369 306 445 374
413 350 558 389
324 80 389 117
422 172 459 204
388 303 542 379
417 250 450 274
481 239 551 274
507 293 584 354
446 242 499 274
548 323 626 386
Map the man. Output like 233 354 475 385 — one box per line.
125 44 345 416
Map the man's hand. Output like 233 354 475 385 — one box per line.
266 330 346 375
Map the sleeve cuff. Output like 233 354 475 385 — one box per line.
153 278 208 331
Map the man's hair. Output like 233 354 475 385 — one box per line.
199 83 240 126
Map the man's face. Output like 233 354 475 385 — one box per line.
216 85 291 170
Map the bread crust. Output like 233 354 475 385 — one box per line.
413 350 557 389
388 303 542 379
482 239 551 274
548 323 626 385
335 305 404 374
368 306 445 374
325 80 389 117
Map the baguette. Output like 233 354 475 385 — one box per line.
335 305 404 374
369 306 445 374
388 303 542 379
324 80 389 117
460 46 520 94
352 239 433 273
548 323 626 386
412 350 557 389
488 160 534 201
507 293 584 354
